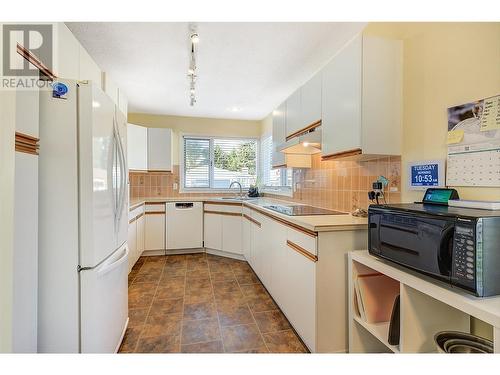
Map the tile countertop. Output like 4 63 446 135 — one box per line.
129 196 368 233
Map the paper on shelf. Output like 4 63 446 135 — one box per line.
480 95 500 132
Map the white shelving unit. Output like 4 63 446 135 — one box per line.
348 250 500 353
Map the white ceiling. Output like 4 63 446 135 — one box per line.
67 22 366 120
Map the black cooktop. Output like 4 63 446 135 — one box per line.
264 204 346 216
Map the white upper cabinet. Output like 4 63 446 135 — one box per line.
300 72 322 128
118 89 128 118
322 35 362 158
147 128 173 172
54 23 79 80
127 124 148 171
78 46 101 85
101 72 119 106
321 34 402 159
272 101 287 167
285 89 302 138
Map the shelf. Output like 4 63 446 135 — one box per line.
353 315 400 353
350 250 500 329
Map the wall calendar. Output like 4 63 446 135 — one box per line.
446 94 500 187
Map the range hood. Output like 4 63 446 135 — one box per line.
278 126 322 155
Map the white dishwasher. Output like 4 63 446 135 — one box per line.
166 202 203 249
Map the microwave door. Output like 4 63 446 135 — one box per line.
377 215 454 281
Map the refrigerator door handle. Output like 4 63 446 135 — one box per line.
96 244 129 276
111 128 118 226
114 115 127 230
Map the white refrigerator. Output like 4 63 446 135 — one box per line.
38 79 129 353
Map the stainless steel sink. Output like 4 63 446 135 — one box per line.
220 197 256 201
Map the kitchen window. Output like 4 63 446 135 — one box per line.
260 134 293 195
182 135 258 191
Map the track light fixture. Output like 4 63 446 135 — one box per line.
188 25 199 106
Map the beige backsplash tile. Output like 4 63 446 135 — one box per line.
129 155 401 212
265 154 401 213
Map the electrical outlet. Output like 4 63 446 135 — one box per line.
173 182 178 190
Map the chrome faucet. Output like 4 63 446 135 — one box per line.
229 181 243 199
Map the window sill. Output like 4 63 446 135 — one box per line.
261 187 293 198
179 188 246 194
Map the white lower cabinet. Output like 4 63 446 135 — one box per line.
127 219 137 272
244 208 318 352
136 214 145 259
204 213 223 251
222 215 243 255
144 213 165 251
203 204 243 256
242 208 252 261
282 233 316 351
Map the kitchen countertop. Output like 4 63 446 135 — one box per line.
129 196 368 233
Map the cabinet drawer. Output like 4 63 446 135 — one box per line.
204 202 242 214
144 203 166 213
287 228 317 257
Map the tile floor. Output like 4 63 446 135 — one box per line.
119 253 308 353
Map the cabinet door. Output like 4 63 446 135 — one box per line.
282 235 316 351
127 124 148 171
148 128 173 172
242 210 252 261
79 46 102 85
102 72 119 106
272 101 286 167
250 213 263 276
127 220 137 272
203 213 223 251
222 215 242 255
136 214 145 258
285 89 302 138
301 72 322 128
321 35 362 157
268 221 288 308
54 23 79 79
144 213 165 251
118 89 128 118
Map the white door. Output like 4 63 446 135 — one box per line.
222 215 242 255
204 213 223 251
321 35 362 156
242 209 252 261
127 124 148 171
127 220 137 272
148 128 172 171
80 243 129 353
144 213 165 251
78 82 117 267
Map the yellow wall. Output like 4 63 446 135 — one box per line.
260 113 273 136
365 22 500 203
128 113 262 165
366 22 500 340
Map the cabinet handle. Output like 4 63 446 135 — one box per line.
204 210 242 217
286 240 317 262
243 214 261 227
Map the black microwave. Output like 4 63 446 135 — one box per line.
368 203 500 297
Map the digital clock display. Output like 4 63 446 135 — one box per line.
411 163 439 187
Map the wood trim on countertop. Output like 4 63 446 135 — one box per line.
285 119 321 141
204 201 243 206
129 212 145 223
204 210 242 217
287 240 318 262
321 148 362 161
144 202 167 205
246 204 318 238
144 211 165 215
15 132 39 155
243 214 261 227
271 164 287 169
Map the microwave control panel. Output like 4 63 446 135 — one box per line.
452 224 476 288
